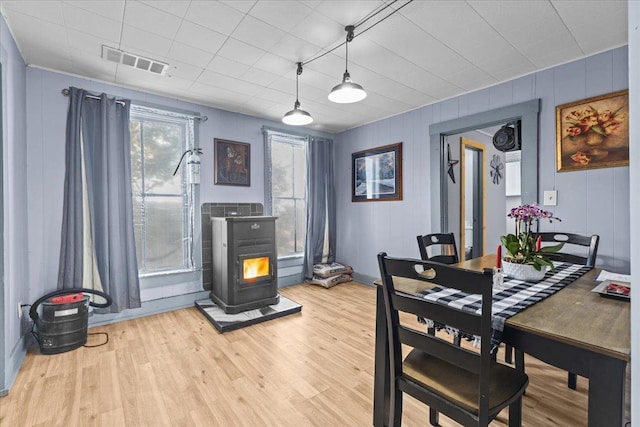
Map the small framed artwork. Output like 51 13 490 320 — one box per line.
556 89 629 172
352 142 403 202
214 138 250 186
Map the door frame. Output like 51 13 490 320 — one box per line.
459 137 486 261
428 99 540 233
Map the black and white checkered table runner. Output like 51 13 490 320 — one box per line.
418 262 592 350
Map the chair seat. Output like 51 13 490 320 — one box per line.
403 349 529 416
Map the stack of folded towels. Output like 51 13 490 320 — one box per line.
308 262 353 288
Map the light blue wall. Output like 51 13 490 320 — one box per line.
26 67 332 302
336 46 629 281
2 17 632 403
11 67 332 392
1 13 29 393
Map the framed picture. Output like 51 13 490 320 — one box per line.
556 89 629 172
352 142 403 202
214 138 250 186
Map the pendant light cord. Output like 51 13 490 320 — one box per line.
300 0 413 68
295 62 302 103
354 1 398 30
344 42 348 73
296 63 299 102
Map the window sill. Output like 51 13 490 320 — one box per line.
140 268 198 279
140 268 201 290
278 254 304 261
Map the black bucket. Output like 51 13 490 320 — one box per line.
35 298 89 354
30 288 112 355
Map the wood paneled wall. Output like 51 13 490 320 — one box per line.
335 47 629 279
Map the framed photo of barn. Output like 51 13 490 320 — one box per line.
352 142 403 202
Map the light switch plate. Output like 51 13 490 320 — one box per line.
544 190 557 206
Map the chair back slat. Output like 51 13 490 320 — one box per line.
398 325 482 374
417 233 459 264
391 292 481 336
382 256 488 296
537 232 599 267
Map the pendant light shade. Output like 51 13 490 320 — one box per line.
282 100 313 126
282 62 313 126
328 71 367 103
329 25 366 104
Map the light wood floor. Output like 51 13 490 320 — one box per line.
0 282 601 426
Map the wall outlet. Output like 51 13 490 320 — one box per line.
544 190 557 206
18 301 23 319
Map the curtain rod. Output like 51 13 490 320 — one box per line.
61 88 208 122
61 88 127 106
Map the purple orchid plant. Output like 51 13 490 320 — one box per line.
500 204 564 271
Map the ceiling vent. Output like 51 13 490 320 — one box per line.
101 45 169 76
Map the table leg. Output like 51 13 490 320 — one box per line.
502 327 627 426
373 285 390 427
587 357 626 426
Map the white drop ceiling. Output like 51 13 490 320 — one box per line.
0 0 628 133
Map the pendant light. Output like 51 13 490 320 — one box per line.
328 25 367 104
282 62 313 126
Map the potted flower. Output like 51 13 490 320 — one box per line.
500 204 563 281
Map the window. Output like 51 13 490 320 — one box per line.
266 132 307 258
129 105 197 275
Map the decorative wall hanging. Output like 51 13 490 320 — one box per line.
352 142 402 202
214 138 250 186
490 154 503 185
447 143 459 183
556 89 629 171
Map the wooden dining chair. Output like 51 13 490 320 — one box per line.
416 232 459 264
377 253 529 427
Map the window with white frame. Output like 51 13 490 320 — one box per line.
129 105 197 276
266 132 307 258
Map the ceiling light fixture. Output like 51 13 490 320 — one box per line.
282 62 313 126
328 25 367 104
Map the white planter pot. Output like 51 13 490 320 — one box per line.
502 260 547 282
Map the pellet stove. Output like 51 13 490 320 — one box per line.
210 216 279 314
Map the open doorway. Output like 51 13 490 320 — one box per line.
429 100 540 251
460 138 485 261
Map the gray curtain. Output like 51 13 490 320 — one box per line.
303 136 336 278
58 87 140 312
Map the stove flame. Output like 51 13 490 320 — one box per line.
243 257 269 280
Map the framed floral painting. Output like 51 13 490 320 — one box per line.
556 89 629 171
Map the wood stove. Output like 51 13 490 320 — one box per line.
210 216 279 313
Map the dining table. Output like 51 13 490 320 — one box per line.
372 254 630 427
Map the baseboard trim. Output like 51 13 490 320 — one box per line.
3 331 32 395
278 273 304 287
353 272 377 287
88 290 211 327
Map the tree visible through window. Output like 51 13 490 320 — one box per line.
130 106 195 275
269 134 307 258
